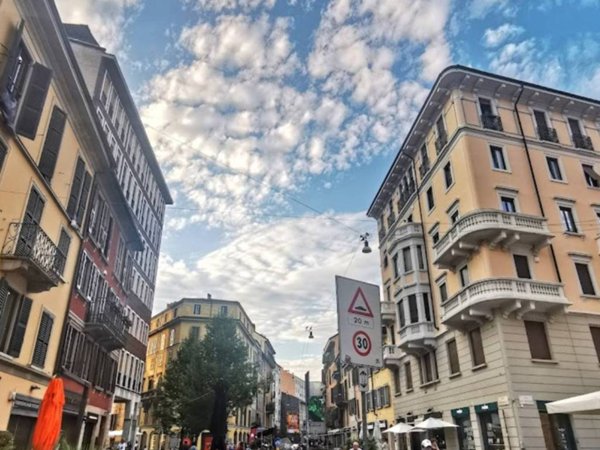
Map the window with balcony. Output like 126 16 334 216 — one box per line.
430 224 440 244
590 326 600 363
444 162 453 188
479 98 503 131
513 254 532 279
53 229 71 276
490 145 508 171
534 110 558 143
447 339 460 375
500 196 517 213
568 118 593 150
546 157 563 181
402 247 413 273
404 362 413 391
524 321 552 360
0 282 32 358
435 116 448 153
426 187 435 211
419 350 438 384
448 201 460 224
583 165 600 188
575 262 596 296
469 327 486 367
558 205 578 233
459 265 469 287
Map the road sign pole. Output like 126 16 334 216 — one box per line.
360 386 368 445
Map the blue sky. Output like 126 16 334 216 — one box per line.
57 0 600 375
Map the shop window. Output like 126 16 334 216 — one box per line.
537 402 577 450
477 404 505 450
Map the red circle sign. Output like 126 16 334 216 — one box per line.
353 331 371 356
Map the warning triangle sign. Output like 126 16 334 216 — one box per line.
348 287 374 318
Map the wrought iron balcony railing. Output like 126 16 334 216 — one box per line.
573 134 594 151
86 298 129 351
481 114 503 131
1 222 61 292
419 159 430 178
538 127 559 143
435 133 448 154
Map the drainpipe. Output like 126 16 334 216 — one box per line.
513 85 562 283
409 156 439 330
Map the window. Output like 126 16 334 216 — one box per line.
220 305 228 316
383 253 388 268
419 351 438 384
392 254 399 279
423 293 432 322
416 245 425 270
32 312 53 368
66 158 92 226
534 110 556 142
469 327 486 367
439 282 448 303
524 321 551 360
450 209 459 224
568 118 589 149
193 304 201 315
444 162 453 188
408 294 419 324
575 262 596 296
190 326 200 340
169 329 175 346
426 187 435 210
459 265 469 287
546 157 563 181
583 164 600 188
0 282 32 358
393 366 401 394
436 116 447 141
447 339 460 375
38 107 66 182
404 362 413 390
590 327 600 363
402 247 413 273
490 146 507 171
432 231 439 244
386 285 391 302
53 229 71 276
559 205 578 233
500 196 517 213
398 300 406 328
479 97 493 117
513 254 531 279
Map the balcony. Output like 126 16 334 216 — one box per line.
419 159 430 178
381 301 395 324
386 222 423 250
573 135 594 151
435 134 448 154
442 278 569 329
86 299 129 351
538 127 559 143
383 345 401 366
398 322 436 354
481 114 503 131
433 210 552 270
0 222 62 292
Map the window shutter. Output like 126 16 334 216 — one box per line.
75 170 91 227
576 263 596 295
469 327 485 366
15 63 52 139
32 312 53 367
7 296 32 357
53 230 71 275
0 279 9 321
38 106 66 182
0 21 25 125
590 327 600 363
525 321 551 360
67 158 85 218
447 339 460 374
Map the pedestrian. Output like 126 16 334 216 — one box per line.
380 439 388 450
351 442 362 450
420 440 432 450
236 441 245 450
430 438 440 450
118 440 127 450
190 442 199 450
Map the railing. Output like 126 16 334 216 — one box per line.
442 278 564 314
399 321 435 339
481 114 503 131
434 210 548 258
383 345 399 361
573 135 594 151
435 133 448 154
381 301 395 318
1 222 61 285
419 159 430 178
538 127 559 143
86 298 129 348
387 222 422 245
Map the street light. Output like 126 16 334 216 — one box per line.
306 326 314 339
360 233 372 254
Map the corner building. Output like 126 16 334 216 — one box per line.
368 66 600 450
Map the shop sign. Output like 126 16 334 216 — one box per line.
451 407 470 419
518 395 534 407
13 394 41 412
475 402 498 414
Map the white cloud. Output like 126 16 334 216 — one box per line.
55 0 140 52
154 213 380 363
469 0 516 18
483 23 524 48
187 0 275 11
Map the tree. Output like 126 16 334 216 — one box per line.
155 316 259 450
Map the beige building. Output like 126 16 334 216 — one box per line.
368 65 600 450
139 297 277 450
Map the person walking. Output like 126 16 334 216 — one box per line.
420 440 432 450
351 442 362 450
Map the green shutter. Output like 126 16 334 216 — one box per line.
76 171 92 227
7 297 32 357
38 106 66 182
0 21 25 126
15 63 52 139
66 157 85 218
32 312 53 367
0 279 9 322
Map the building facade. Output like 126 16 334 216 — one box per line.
0 0 135 448
368 65 600 450
140 297 277 450
61 24 172 445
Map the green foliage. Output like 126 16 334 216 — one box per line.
0 431 14 450
154 316 259 439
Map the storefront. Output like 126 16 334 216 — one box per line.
7 394 40 449
537 401 577 450
474 403 504 450
451 407 475 450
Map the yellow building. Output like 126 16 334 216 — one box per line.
0 0 119 447
139 297 277 450
369 65 600 450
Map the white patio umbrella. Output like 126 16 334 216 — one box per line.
383 423 415 434
547 391 600 414
413 418 459 429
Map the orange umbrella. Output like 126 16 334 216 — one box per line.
31 377 65 450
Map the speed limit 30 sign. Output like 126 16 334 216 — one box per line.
335 275 382 368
